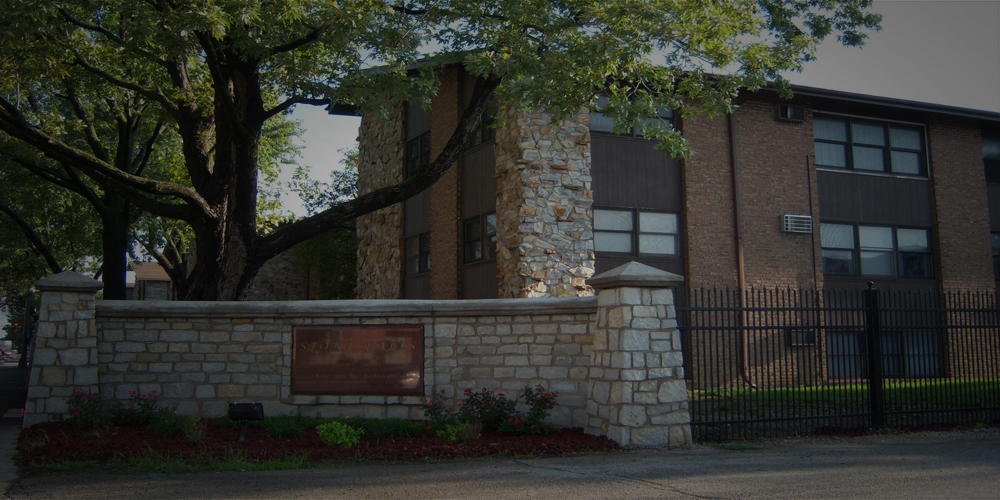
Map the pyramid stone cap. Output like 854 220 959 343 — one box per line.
586 261 684 290
34 271 104 293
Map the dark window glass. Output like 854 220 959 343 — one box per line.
595 209 679 256
590 95 674 136
992 233 1000 280
463 213 497 264
406 131 431 177
814 115 926 176
406 232 430 275
821 223 932 279
985 135 1000 183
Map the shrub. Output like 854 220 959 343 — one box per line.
316 421 364 447
262 415 313 439
436 421 482 442
422 385 559 435
65 389 112 430
335 417 425 439
110 390 165 427
151 411 185 437
183 415 207 443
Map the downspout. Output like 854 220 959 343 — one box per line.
728 111 755 388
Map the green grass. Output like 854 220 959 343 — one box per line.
690 378 1000 416
713 441 767 451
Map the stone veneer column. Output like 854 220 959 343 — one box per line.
495 105 595 298
24 271 103 427
356 102 405 299
584 262 692 447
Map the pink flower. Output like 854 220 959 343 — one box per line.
427 425 432 430
427 403 434 407
464 388 471 393
544 393 551 397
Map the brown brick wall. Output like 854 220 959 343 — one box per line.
429 68 461 299
928 119 994 291
682 113 739 289
733 95 822 289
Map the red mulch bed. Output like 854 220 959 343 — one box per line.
17 421 621 467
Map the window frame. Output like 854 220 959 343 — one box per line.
463 213 497 264
593 208 681 258
992 232 1000 281
589 95 675 137
821 222 934 280
813 113 928 177
405 232 430 276
984 134 1000 184
406 131 431 177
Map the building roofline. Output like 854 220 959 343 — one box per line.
775 84 1000 123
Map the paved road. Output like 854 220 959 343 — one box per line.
5 428 998 499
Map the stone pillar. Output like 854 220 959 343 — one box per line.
584 262 692 447
495 105 595 298
24 271 103 427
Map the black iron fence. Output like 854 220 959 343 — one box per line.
677 285 1000 441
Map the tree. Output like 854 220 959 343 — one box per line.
0 154 102 298
0 0 881 300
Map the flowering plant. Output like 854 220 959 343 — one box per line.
422 385 558 436
65 389 112 430
111 390 164 426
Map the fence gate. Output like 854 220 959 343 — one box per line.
677 285 1000 441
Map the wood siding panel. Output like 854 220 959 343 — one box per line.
989 183 1000 231
405 101 430 140
817 170 933 226
403 274 430 299
404 190 430 236
592 134 682 210
461 144 497 219
461 261 498 299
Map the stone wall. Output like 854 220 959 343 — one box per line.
356 103 405 299
90 298 596 426
495 106 596 298
25 265 692 448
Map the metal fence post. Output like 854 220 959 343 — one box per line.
864 282 885 430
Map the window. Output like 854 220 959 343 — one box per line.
778 104 805 122
464 214 497 263
984 134 1000 183
821 223 933 279
594 209 678 256
405 232 430 275
814 115 926 176
406 132 431 177
590 95 674 136
827 329 941 378
465 100 498 151
993 233 1000 281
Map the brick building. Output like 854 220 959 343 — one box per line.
350 67 1000 300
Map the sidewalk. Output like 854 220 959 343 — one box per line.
0 357 29 499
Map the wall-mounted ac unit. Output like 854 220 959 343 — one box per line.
781 212 813 234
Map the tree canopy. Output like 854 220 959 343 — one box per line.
0 0 881 300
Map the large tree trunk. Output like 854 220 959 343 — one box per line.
100 194 130 300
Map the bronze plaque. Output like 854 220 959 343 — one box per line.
292 326 424 395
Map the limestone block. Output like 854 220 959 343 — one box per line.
33 348 57 366
58 348 90 366
651 410 690 425
591 380 610 405
163 382 194 399
621 330 650 351
630 426 670 447
73 366 99 386
669 426 693 446
657 380 688 403
44 397 69 414
40 366 67 386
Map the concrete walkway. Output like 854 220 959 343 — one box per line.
2 357 998 499
5 428 998 499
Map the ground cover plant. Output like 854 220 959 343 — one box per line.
16 388 619 474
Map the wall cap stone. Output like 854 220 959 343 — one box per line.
35 271 104 293
587 262 684 290
96 296 598 318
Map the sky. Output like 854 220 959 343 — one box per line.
280 0 1000 217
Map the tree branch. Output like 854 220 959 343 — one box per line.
65 85 111 163
56 8 173 70
0 203 64 274
72 57 180 115
259 74 502 259
270 24 328 56
263 96 331 121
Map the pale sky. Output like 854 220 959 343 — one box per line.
281 0 1000 216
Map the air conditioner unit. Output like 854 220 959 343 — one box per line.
781 212 813 234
